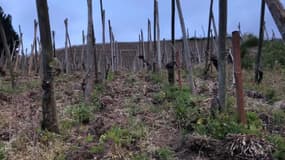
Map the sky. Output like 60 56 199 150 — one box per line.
1 0 285 52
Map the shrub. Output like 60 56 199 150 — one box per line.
152 91 166 104
0 143 5 160
194 113 245 139
107 71 114 81
99 127 134 147
132 153 149 160
267 134 285 159
265 89 279 104
241 34 259 50
89 144 104 154
68 103 92 124
246 111 263 134
272 110 285 126
149 73 164 84
240 34 258 69
263 41 285 69
163 85 203 130
194 112 263 139
155 147 174 160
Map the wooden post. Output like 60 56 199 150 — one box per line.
194 35 201 63
84 0 96 103
13 52 19 72
176 50 182 89
232 31 246 125
170 0 175 85
28 44 34 75
255 0 265 84
155 0 161 71
205 0 214 74
34 20 39 74
147 19 152 69
176 0 195 93
81 30 86 70
139 34 142 69
112 32 116 71
36 0 59 132
115 41 119 70
218 0 227 110
265 0 285 40
108 20 114 72
52 30 56 57
264 21 270 41
64 18 70 73
28 20 38 75
153 0 157 72
162 38 167 66
100 0 106 76
141 29 146 69
18 25 25 71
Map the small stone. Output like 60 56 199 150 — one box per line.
100 96 113 106
281 103 285 111
0 131 10 141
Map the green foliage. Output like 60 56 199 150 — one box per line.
239 35 285 70
155 147 174 160
267 134 285 159
241 34 259 50
149 73 164 84
163 85 201 130
265 89 279 104
67 103 92 124
99 123 146 148
38 130 60 145
131 153 149 160
99 127 134 147
0 79 39 94
107 71 114 81
127 118 148 139
194 113 244 139
194 112 263 139
89 144 104 154
59 119 76 131
0 143 5 160
91 84 105 111
172 88 197 129
263 41 285 69
240 34 258 69
85 134 94 143
127 103 142 116
0 7 19 55
246 112 263 134
152 91 166 104
272 110 285 126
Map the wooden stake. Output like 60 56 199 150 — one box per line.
64 18 70 73
232 31 246 125
36 0 59 132
218 0 228 110
176 0 195 93
255 0 265 84
155 0 161 71
170 0 175 85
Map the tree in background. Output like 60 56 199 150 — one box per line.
0 7 19 57
0 13 16 88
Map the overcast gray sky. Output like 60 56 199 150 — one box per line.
1 0 284 52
